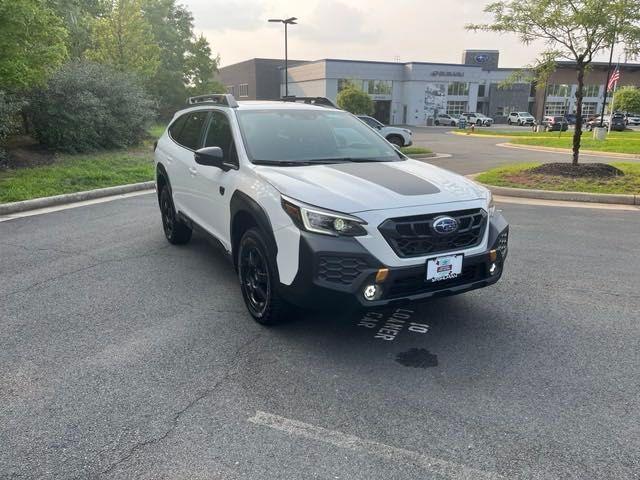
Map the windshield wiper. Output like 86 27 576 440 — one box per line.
252 159 339 166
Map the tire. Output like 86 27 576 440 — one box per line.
507 119 512 125
387 135 403 147
159 184 192 245
237 228 291 325
434 120 440 126
451 121 456 126
476 120 482 126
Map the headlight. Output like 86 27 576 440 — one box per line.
281 196 367 237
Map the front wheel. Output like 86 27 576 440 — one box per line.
476 120 482 126
238 228 291 325
434 120 440 126
451 121 456 126
387 135 403 147
507 119 512 125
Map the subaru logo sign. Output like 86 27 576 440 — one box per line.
474 54 490 64
432 216 459 235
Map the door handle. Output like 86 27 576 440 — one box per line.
188 167 198 176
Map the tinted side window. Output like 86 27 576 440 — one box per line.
204 111 238 165
175 111 209 150
168 115 187 141
362 117 377 127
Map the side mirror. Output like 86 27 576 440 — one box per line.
194 146 227 170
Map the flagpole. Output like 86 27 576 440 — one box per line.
599 26 617 129
608 56 621 133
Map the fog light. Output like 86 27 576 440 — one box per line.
363 284 381 301
489 263 497 275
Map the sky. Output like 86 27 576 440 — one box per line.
182 0 549 68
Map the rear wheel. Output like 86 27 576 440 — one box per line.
507 119 512 125
159 184 192 245
434 120 440 126
476 120 482 126
238 228 291 325
450 121 456 126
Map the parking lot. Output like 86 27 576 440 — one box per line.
2 133 639 479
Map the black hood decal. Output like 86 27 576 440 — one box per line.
328 162 440 196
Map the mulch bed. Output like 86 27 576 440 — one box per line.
529 162 624 178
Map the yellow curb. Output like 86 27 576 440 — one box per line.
499 142 640 159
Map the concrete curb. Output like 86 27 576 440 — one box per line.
466 174 638 205
0 181 155 215
450 131 536 139
408 153 436 159
498 142 640 159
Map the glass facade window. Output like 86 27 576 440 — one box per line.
238 83 249 97
545 101 567 115
478 84 486 97
582 102 598 115
338 79 392 95
446 101 467 115
338 79 362 92
447 82 469 96
547 84 571 97
583 85 600 97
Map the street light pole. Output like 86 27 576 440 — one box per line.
268 17 297 98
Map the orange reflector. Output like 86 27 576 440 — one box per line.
489 249 497 262
376 268 389 283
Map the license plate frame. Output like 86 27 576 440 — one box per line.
426 254 464 283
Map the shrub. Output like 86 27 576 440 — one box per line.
0 92 24 166
337 86 373 115
29 61 155 152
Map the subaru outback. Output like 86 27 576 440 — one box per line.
154 94 509 324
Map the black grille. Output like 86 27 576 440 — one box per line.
317 256 369 285
379 209 487 258
387 265 480 298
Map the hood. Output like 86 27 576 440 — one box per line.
254 159 487 214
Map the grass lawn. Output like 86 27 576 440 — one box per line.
400 146 432 155
470 129 640 154
0 150 154 203
476 162 640 195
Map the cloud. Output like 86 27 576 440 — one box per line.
186 0 266 31
295 0 379 44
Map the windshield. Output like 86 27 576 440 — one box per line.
236 109 402 164
518 112 531 116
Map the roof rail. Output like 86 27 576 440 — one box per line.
281 96 338 108
186 94 239 108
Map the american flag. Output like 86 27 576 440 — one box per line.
607 67 620 92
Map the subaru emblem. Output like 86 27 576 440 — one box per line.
475 54 490 64
432 216 458 235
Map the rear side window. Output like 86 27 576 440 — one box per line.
203 111 238 165
168 114 187 141
172 111 209 150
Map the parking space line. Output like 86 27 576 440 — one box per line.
248 411 505 480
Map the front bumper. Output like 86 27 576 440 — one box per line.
279 212 509 309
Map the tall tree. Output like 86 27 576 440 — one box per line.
185 34 224 97
612 86 640 113
0 0 68 92
46 0 106 59
467 0 640 165
87 0 160 80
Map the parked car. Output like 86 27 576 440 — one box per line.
564 113 577 125
434 113 459 126
461 112 493 126
625 113 640 126
540 115 569 132
357 115 413 147
609 113 626 131
585 115 608 131
507 112 536 126
154 94 509 324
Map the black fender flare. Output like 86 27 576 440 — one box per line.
156 163 171 203
229 190 279 269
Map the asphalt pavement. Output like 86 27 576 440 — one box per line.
1 134 639 480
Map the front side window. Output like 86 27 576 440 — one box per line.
204 111 238 165
173 111 208 150
236 109 401 164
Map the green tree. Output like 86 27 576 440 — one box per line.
612 86 640 113
46 0 106 59
467 0 640 166
0 0 68 91
185 34 225 97
87 0 160 81
337 85 373 115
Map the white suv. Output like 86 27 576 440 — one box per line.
356 115 412 147
507 112 535 126
155 94 509 324
462 113 494 126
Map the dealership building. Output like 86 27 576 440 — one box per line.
218 50 640 125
